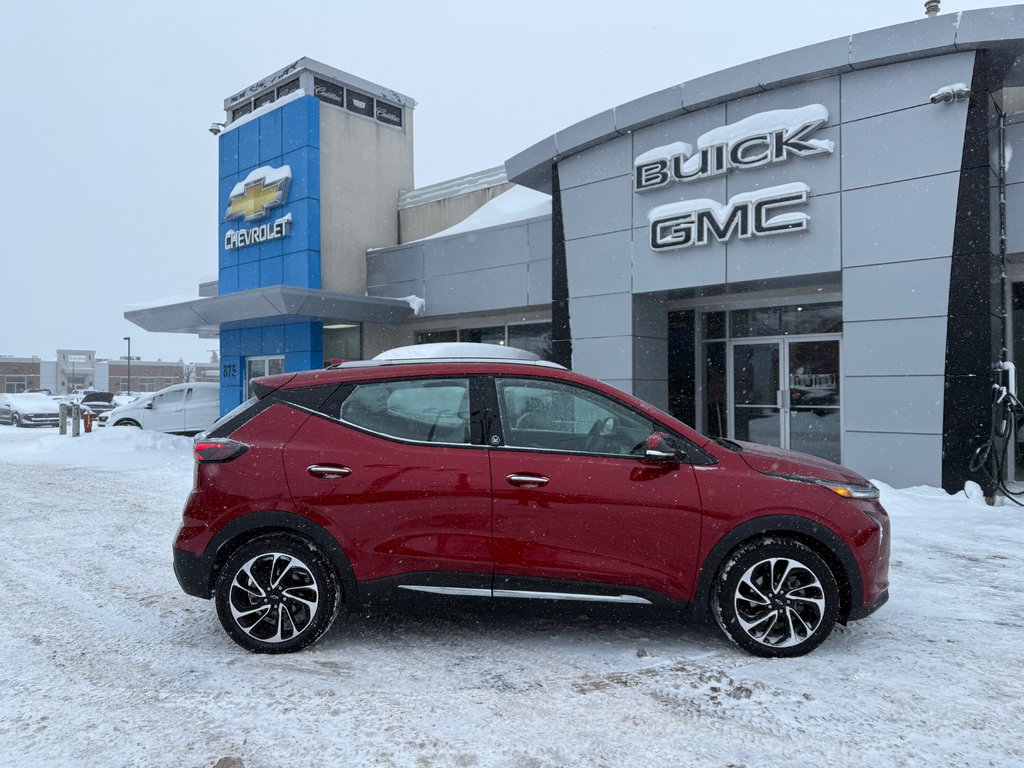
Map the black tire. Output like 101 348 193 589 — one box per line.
712 537 840 658
114 419 141 428
214 534 340 654
12 413 22 428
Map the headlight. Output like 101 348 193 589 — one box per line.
762 471 880 500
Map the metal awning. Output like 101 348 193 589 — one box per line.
125 286 415 336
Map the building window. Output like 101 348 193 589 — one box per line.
244 356 285 399
414 322 553 361
324 324 362 366
4 376 27 394
139 377 156 393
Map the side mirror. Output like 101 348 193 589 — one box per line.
145 401 154 409
643 432 684 463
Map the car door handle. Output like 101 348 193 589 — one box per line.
307 464 352 479
506 473 549 488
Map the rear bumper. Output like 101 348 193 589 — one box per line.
847 588 888 622
173 546 214 599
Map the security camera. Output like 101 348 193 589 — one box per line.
209 122 225 136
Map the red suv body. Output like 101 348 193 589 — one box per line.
173 348 889 657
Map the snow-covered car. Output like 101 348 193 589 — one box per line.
104 382 220 435
79 391 117 417
0 393 61 427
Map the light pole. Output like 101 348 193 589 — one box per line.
123 336 131 395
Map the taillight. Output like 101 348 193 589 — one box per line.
193 439 249 463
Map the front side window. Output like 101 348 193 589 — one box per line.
152 390 185 410
496 378 654 457
341 378 471 444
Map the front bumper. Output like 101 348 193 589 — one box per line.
847 588 889 622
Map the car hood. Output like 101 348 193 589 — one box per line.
726 440 870 485
12 397 60 415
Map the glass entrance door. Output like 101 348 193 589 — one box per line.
729 337 841 463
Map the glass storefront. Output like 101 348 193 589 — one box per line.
415 322 553 361
671 301 842 464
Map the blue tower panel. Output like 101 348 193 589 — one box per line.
237 120 260 172
259 110 283 164
218 130 238 180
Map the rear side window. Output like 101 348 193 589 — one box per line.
206 384 342 438
341 378 471 444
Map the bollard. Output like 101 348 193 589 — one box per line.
72 403 81 437
83 411 93 433
59 403 68 435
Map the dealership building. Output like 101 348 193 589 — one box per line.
126 5 1024 491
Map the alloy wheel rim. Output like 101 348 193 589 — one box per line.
733 557 826 648
228 552 320 643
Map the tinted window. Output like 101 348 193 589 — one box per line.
341 379 470 444
496 378 653 457
152 390 185 409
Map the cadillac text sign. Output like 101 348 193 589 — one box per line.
635 105 833 251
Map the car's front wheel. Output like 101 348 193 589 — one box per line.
11 413 22 428
712 538 840 658
214 534 341 653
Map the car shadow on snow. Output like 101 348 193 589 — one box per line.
316 597 726 654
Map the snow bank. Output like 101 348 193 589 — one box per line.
0 426 192 471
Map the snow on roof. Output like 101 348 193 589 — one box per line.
372 342 542 361
410 185 551 243
399 166 508 209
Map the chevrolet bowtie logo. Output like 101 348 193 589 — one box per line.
225 165 292 222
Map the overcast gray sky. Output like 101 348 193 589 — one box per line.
0 0 1015 363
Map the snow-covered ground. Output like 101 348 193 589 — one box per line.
0 426 1021 768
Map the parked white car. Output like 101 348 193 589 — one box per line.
101 382 220 435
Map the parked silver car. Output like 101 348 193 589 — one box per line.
0 393 61 427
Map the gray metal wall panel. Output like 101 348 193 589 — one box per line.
841 52 975 122
631 226 728 293
555 110 618 156
632 175 727 231
558 134 632 190
758 37 853 89
423 265 528 316
561 176 633 241
631 105 727 162
844 375 945 434
366 247 424 287
527 259 552 306
725 193 841 284
726 76 841 125
843 258 952 322
572 336 634 381
684 62 763 110
722 127 840 199
633 337 669 380
527 219 553 263
570 293 633 339
615 85 685 132
633 378 668 410
843 431 942 487
843 317 948 376
848 17 958 69
841 172 961 267
565 232 632 298
423 225 529 276
367 278 424 300
841 103 969 189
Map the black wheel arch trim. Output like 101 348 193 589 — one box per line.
693 514 864 623
175 511 359 605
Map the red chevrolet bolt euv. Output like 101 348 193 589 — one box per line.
173 343 889 657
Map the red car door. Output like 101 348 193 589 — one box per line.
283 377 493 589
487 376 703 603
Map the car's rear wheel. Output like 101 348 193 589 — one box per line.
215 534 340 654
12 413 22 428
712 538 840 658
